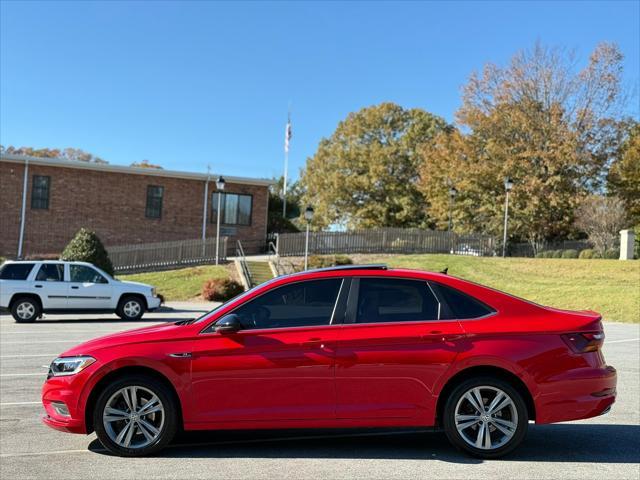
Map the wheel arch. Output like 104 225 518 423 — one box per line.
435 365 536 426
9 293 43 310
84 365 183 434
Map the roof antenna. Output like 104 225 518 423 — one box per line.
440 267 448 275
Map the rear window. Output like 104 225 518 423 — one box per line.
430 282 495 319
0 263 35 280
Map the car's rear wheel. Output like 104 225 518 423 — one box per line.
443 377 528 458
93 375 178 457
11 297 41 323
116 296 145 321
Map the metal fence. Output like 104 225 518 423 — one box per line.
276 228 496 257
107 237 228 273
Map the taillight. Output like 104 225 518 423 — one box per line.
562 332 604 353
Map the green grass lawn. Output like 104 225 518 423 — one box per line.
119 265 230 301
363 254 640 323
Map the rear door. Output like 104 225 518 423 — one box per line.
335 277 465 421
67 264 113 309
33 263 67 309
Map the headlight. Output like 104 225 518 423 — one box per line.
151 287 157 297
48 356 96 377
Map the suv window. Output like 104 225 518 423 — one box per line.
356 278 439 323
0 263 35 280
430 282 495 319
231 278 343 330
69 265 108 284
35 264 64 282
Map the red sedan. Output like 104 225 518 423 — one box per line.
41 265 616 458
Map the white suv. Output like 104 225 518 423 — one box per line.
0 260 162 323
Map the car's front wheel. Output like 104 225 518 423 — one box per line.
11 297 41 323
442 377 528 458
93 375 178 457
116 296 145 321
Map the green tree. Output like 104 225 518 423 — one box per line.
608 122 640 224
300 102 448 229
61 228 114 276
267 176 302 233
418 42 627 251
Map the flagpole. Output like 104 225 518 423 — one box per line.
283 108 291 218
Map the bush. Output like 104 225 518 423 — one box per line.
634 225 640 259
61 228 114 275
307 255 353 269
551 250 563 258
202 278 244 302
579 248 596 259
561 249 579 259
534 252 546 258
603 249 620 259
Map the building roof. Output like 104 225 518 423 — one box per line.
0 153 275 187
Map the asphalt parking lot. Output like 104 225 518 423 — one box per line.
0 303 638 479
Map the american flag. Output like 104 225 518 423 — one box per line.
284 116 292 153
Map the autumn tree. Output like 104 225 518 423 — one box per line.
419 42 628 250
301 103 448 229
608 121 640 224
1 145 107 164
131 159 163 169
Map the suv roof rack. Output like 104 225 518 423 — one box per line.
304 264 388 273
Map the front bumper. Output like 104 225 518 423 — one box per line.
147 295 162 311
41 369 94 435
536 365 617 424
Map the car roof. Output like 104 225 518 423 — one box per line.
2 260 93 266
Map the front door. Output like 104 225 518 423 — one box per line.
190 277 347 424
335 277 465 421
67 264 113 309
33 263 67 309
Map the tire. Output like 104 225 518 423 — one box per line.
11 297 41 323
93 375 178 457
442 376 528 459
116 295 145 321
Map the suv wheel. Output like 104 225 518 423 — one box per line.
442 376 528 458
117 296 145 321
93 375 178 457
11 297 41 323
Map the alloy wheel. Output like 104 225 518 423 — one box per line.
102 386 165 449
454 385 518 450
123 300 141 318
16 302 35 320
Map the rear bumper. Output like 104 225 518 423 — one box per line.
535 365 617 424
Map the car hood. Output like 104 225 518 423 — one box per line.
117 280 152 290
60 322 191 357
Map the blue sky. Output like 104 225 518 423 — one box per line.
1 1 638 180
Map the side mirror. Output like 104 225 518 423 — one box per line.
215 314 242 334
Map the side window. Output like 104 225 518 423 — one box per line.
31 175 51 209
430 282 495 319
35 264 64 282
0 263 35 280
231 278 343 330
356 278 440 323
69 265 108 284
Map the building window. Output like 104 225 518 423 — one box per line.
31 175 50 209
211 193 252 226
145 185 164 219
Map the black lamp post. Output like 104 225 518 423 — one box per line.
215 176 225 265
502 177 513 258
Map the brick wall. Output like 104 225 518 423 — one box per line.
0 160 269 257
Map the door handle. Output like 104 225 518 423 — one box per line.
35 285 43 288
71 286 79 290
302 337 327 349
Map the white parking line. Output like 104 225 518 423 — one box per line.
0 340 80 344
0 373 45 377
0 401 41 406
0 354 59 358
605 338 639 344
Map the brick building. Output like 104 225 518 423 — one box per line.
0 154 273 258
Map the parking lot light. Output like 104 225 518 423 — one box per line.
304 206 314 270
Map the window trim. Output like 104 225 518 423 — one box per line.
201 277 348 334
30 175 51 210
145 185 164 219
210 192 253 227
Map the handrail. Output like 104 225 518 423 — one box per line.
267 240 281 275
236 240 254 288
